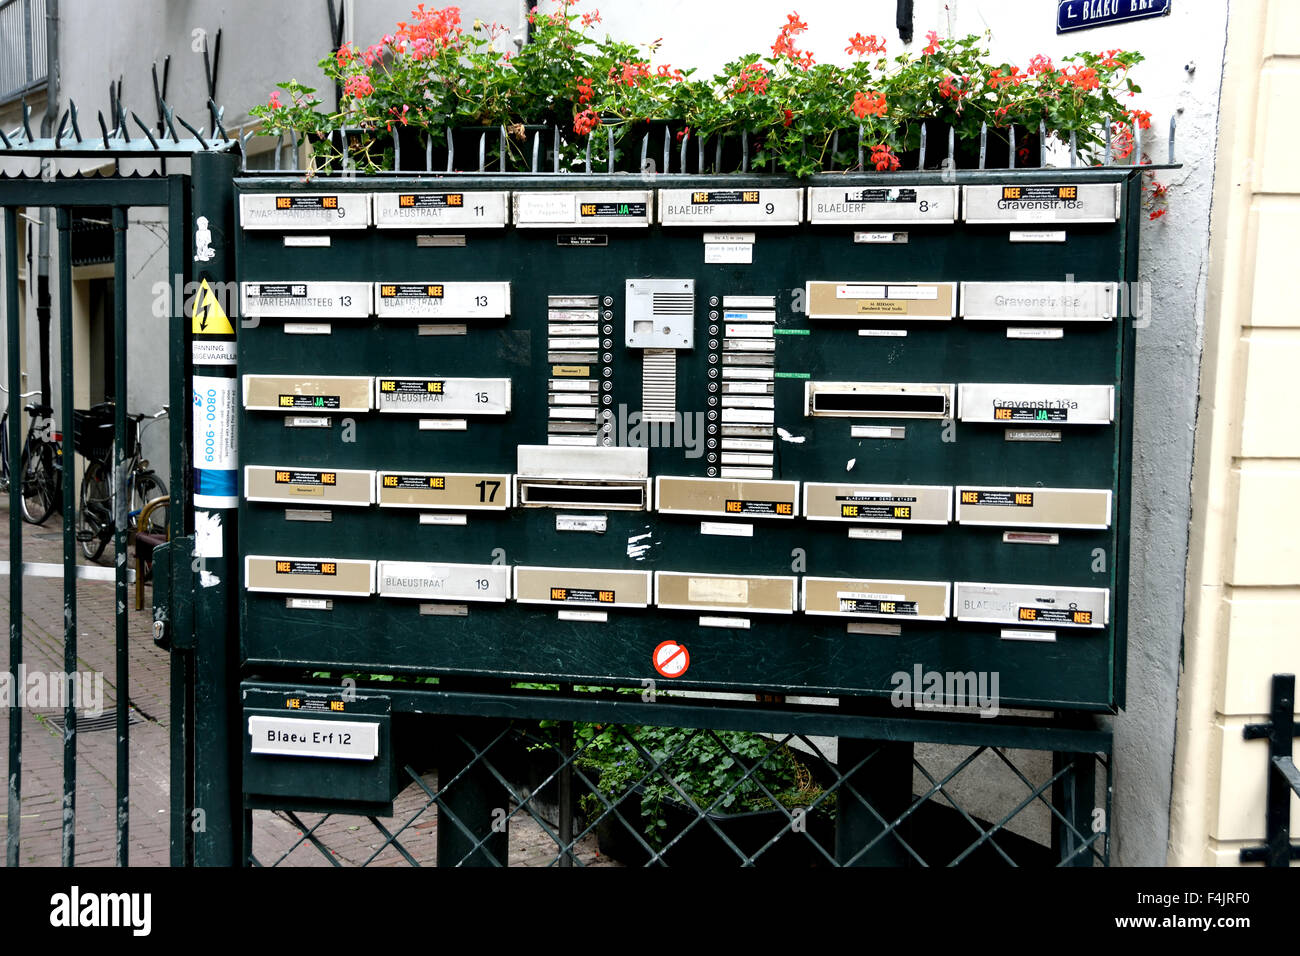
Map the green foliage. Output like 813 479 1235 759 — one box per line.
249 5 1152 176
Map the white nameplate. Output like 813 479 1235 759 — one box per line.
239 193 370 230
961 282 1118 322
283 323 332 335
248 716 379 760
419 419 468 431
807 185 957 224
659 188 802 226
376 561 509 602
1008 327 1064 339
705 243 753 264
1001 628 1057 642
375 377 511 415
954 582 1109 629
241 281 371 319
701 521 755 537
848 527 904 541
1009 230 1066 243
962 183 1120 224
283 235 331 247
419 513 467 525
556 514 607 533
374 281 510 320
958 383 1114 425
513 190 652 228
373 191 509 228
699 615 751 629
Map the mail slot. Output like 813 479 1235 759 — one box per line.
655 572 797 615
514 567 651 608
245 466 374 506
243 375 373 413
953 582 1109 629
805 382 953 419
245 556 375 597
803 483 951 525
515 445 649 511
802 577 950 621
656 476 798 519
955 486 1112 530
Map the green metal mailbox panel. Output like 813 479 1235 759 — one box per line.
234 171 1138 712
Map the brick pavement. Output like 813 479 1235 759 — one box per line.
0 501 614 866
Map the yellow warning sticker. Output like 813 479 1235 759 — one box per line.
192 278 235 335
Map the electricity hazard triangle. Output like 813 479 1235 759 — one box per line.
192 279 235 335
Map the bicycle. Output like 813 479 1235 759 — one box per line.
0 383 63 525
73 402 169 562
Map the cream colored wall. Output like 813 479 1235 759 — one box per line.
1170 0 1300 866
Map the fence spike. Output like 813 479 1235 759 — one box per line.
159 100 180 143
948 124 955 167
979 122 987 169
918 121 927 170
608 125 615 174
55 110 68 147
499 125 506 173
479 130 486 172
273 132 282 170
208 100 228 141
21 100 32 142
1168 112 1177 165
97 111 111 148
662 124 669 176
174 113 209 148
552 125 559 173
1104 115 1112 165
584 135 591 173
714 134 721 174
426 132 433 172
69 101 82 143
1008 124 1016 169
131 112 160 150
1039 119 1047 166
679 127 688 173
856 124 863 170
1069 130 1077 167
742 129 750 173
530 127 539 172
0 127 11 149
447 124 455 173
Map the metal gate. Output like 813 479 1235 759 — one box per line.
0 104 236 865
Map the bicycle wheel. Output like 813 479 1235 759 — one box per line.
131 471 168 536
19 443 57 524
77 461 112 562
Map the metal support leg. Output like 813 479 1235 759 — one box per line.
835 737 916 866
436 717 509 867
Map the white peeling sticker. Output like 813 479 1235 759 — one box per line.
199 570 221 588
195 510 223 558
846 458 856 471
777 427 806 444
627 531 653 561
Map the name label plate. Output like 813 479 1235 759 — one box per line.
954 581 1109 629
962 183 1120 224
956 486 1112 530
961 281 1118 322
375 377 511 415
655 572 797 614
803 577 950 621
374 281 511 320
377 561 509 601
248 716 380 759
659 188 802 226
803 483 952 525
239 193 370 230
242 375 373 413
807 185 957 224
513 190 652 228
655 476 798 519
376 471 511 510
958 383 1114 425
241 281 371 319
805 281 956 320
244 466 375 506
244 556 375 597
373 191 509 228
514 566 651 608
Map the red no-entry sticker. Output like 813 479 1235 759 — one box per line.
653 640 690 678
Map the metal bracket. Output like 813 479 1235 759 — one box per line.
1239 674 1300 866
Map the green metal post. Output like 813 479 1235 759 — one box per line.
1052 752 1099 866
56 207 77 866
166 175 194 867
5 206 21 867
112 205 129 866
436 718 509 867
835 737 917 866
190 150 241 866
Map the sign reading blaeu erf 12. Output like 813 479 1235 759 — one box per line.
1057 0 1170 33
